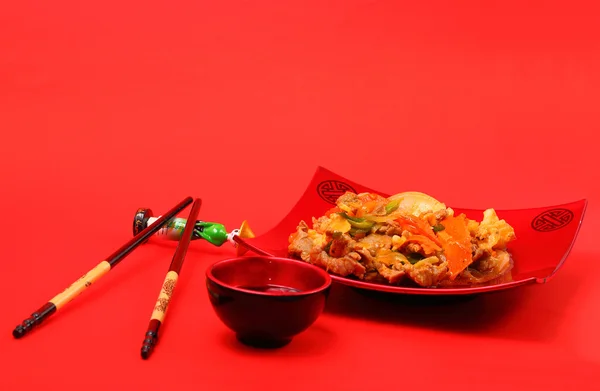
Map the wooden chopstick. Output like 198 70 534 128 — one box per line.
12 196 194 339
140 198 202 359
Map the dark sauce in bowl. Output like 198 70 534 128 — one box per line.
237 284 302 293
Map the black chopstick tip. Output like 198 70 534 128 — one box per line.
11 304 56 339
141 327 159 360
12 325 25 339
141 345 152 360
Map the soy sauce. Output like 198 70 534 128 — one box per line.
237 284 302 293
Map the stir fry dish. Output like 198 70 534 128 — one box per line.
288 191 516 288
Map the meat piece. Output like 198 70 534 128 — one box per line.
290 220 366 279
421 208 451 226
312 214 352 235
376 225 386 234
469 209 516 264
288 223 312 261
370 204 387 216
311 251 366 278
475 209 516 250
372 221 402 235
357 247 407 284
376 264 406 284
288 221 326 261
473 250 513 276
356 234 393 256
337 192 360 205
406 243 422 254
472 243 486 261
364 271 388 283
385 224 403 236
336 192 362 214
312 216 331 233
355 248 377 271
405 257 448 287
329 233 354 258
439 250 513 287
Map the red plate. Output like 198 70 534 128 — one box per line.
235 166 587 295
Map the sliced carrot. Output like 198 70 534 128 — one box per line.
395 215 442 246
437 214 473 279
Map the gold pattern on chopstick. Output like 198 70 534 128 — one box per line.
49 261 111 310
151 271 179 322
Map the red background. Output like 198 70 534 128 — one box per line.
1 1 599 389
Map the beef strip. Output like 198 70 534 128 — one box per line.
405 257 448 287
376 265 406 284
311 251 366 278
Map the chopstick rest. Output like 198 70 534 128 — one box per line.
132 208 255 255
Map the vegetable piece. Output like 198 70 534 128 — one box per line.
361 212 402 223
395 215 442 246
341 213 365 223
320 213 351 234
340 212 375 230
355 200 382 217
362 200 380 213
353 193 388 217
349 227 370 237
375 249 409 266
432 224 445 232
387 191 447 218
437 214 473 279
391 235 407 251
385 199 400 214
406 253 425 264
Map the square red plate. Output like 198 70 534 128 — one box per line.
235 166 587 295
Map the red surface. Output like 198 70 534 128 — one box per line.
1 0 599 389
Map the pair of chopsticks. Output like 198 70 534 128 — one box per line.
12 196 203 360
